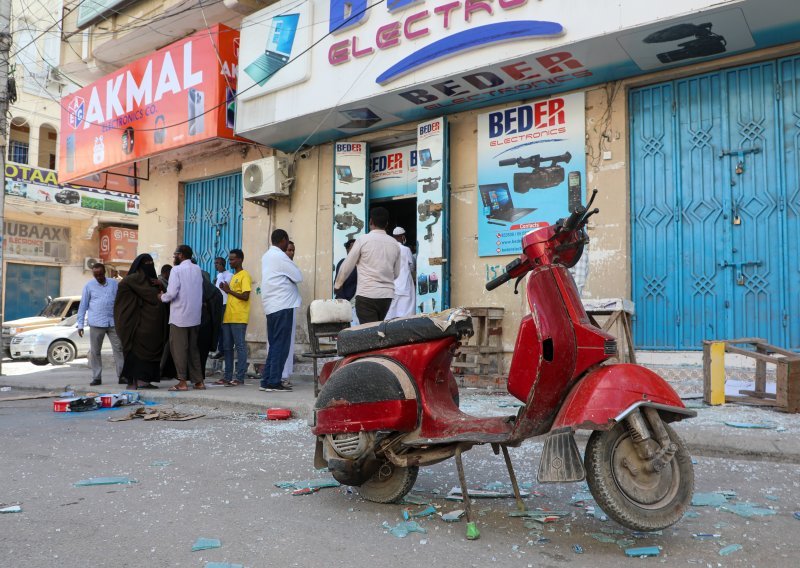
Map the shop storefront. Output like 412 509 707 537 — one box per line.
3 164 139 320
233 0 800 354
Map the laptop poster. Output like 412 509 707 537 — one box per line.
416 117 448 313
332 141 369 294
476 92 586 257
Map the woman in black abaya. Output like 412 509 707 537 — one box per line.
114 254 168 389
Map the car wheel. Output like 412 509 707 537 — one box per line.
47 340 76 365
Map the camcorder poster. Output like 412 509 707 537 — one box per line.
476 93 586 257
333 142 368 292
416 117 447 313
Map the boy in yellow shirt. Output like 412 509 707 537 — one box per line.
217 249 251 385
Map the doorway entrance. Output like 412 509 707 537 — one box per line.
377 196 418 254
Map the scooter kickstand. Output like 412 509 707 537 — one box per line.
455 447 480 540
501 445 526 512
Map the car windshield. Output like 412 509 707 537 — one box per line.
61 314 79 327
40 300 68 318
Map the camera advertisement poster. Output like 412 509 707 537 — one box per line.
333 142 368 291
476 93 586 257
416 117 448 313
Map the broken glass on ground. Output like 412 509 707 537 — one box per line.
723 421 777 429
0 505 22 513
720 502 776 518
440 509 465 522
447 486 531 500
205 564 243 568
191 538 221 551
691 492 730 507
150 460 171 467
382 520 427 538
74 476 137 487
624 546 661 558
274 478 341 491
718 544 743 556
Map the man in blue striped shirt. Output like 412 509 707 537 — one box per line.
77 263 124 386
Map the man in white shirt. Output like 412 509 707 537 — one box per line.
159 244 205 391
210 257 233 359
260 229 302 392
334 207 401 323
385 227 417 319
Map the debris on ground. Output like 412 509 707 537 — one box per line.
683 511 701 519
191 538 221 551
440 509 465 522
0 505 22 513
274 478 340 491
150 460 171 467
692 533 721 540
573 545 584 554
691 492 730 507
406 505 437 518
382 520 427 538
588 532 617 544
447 486 530 500
508 509 570 523
720 502 776 518
0 386 11 392
108 407 204 422
74 476 137 487
794 512 800 521
724 421 777 429
718 544 743 556
497 401 524 408
624 546 661 558
205 563 243 568
400 494 431 506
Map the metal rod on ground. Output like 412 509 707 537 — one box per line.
501 445 526 512
0 0 12 377
454 446 480 540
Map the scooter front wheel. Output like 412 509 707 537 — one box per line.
359 460 419 504
585 420 694 531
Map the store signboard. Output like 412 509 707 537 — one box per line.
415 117 447 313
332 142 369 290
2 221 70 263
59 24 240 184
369 144 418 200
236 0 800 150
476 92 585 257
99 227 139 264
5 164 139 216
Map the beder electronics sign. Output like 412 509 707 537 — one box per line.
237 0 800 150
59 25 240 184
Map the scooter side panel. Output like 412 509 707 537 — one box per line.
315 400 418 433
550 364 687 430
507 315 541 401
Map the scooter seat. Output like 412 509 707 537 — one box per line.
337 308 473 356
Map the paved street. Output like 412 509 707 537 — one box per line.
1 395 798 567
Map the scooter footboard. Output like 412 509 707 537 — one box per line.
551 364 695 431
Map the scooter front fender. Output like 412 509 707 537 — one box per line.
551 364 695 431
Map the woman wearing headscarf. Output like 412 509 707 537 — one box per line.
114 253 168 389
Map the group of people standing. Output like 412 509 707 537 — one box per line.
77 230 301 393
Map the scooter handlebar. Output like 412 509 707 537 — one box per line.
562 206 586 232
485 272 511 291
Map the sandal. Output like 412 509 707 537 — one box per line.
224 381 241 387
193 382 206 390
168 384 189 392
213 379 230 386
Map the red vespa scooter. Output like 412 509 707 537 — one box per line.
311 191 695 537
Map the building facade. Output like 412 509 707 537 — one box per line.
59 0 800 358
2 0 139 322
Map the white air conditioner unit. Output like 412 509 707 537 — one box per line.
242 157 289 203
84 257 100 271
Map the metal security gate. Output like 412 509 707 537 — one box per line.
630 55 800 350
4 263 61 321
184 173 243 275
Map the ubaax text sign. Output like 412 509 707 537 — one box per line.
59 24 240 184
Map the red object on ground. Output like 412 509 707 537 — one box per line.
265 408 292 420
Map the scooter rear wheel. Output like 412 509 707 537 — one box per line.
358 460 419 504
585 420 694 531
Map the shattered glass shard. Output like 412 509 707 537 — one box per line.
74 476 137 487
191 537 221 551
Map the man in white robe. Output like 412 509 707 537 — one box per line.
385 227 417 319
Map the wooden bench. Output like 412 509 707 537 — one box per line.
703 338 800 413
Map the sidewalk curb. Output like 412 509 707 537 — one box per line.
3 382 799 464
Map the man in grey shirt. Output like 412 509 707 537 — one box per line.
160 244 204 391
334 207 401 323
77 263 124 386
